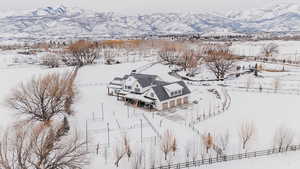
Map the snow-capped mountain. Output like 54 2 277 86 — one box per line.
1 3 300 39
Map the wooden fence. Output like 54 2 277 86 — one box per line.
152 145 300 169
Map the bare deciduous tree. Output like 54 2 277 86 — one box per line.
158 45 182 65
41 54 60 68
246 76 253 91
114 144 126 167
6 71 77 123
273 77 281 93
148 145 157 169
180 49 204 76
160 130 176 160
273 126 294 152
62 40 99 67
216 130 230 152
123 134 132 160
205 46 236 80
0 122 89 169
170 136 177 156
103 48 117 64
239 121 256 150
184 141 191 162
191 140 199 161
202 132 214 153
261 43 279 58
131 151 142 169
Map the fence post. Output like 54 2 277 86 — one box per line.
96 144 99 155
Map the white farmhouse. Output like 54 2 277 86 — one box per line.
108 72 191 111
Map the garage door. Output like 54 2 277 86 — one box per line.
169 100 176 108
162 102 168 110
176 98 182 106
183 97 189 104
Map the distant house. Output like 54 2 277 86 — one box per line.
107 72 191 111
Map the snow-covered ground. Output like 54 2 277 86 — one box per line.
1 41 300 169
231 40 300 60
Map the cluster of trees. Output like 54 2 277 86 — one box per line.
35 39 239 79
61 40 100 67
111 122 297 169
2 71 90 169
59 39 157 67
158 43 238 80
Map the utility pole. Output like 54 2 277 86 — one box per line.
127 105 129 119
85 120 88 151
140 119 143 144
107 122 110 147
101 103 104 120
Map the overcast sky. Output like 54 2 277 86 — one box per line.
1 0 300 14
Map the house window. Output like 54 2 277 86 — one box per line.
125 85 132 90
150 93 154 98
171 90 182 97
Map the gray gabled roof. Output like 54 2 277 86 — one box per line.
152 81 191 102
123 75 130 80
131 74 158 88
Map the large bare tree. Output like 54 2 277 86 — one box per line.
205 46 236 80
158 44 182 65
261 43 279 58
62 40 100 66
180 49 203 74
7 71 77 123
0 122 89 169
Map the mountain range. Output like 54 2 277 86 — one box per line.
1 3 300 40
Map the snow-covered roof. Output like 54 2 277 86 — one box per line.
124 77 136 86
124 93 154 103
152 81 191 101
108 84 122 89
111 79 123 85
163 83 184 92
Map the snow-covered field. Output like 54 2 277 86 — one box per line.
231 40 300 60
1 40 300 169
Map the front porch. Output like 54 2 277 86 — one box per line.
123 93 156 111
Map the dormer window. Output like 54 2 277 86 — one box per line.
164 83 184 97
170 89 182 97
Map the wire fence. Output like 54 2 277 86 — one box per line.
244 57 300 67
226 86 300 95
152 145 300 169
